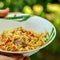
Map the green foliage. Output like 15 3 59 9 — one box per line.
25 0 37 6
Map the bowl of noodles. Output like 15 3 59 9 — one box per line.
0 14 56 56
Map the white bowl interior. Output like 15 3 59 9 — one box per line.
0 15 56 56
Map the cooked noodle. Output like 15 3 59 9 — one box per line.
0 27 48 52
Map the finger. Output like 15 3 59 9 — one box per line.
0 8 10 17
23 56 31 60
5 54 24 60
5 8 10 12
0 55 16 60
11 54 24 59
0 52 24 58
0 8 9 12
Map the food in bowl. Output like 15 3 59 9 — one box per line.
0 27 48 52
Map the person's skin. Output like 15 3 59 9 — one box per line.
0 8 22 17
0 8 9 17
0 53 31 60
0 8 31 60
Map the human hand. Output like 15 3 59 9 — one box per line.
0 8 9 17
0 52 31 60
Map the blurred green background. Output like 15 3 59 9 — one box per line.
0 0 60 60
